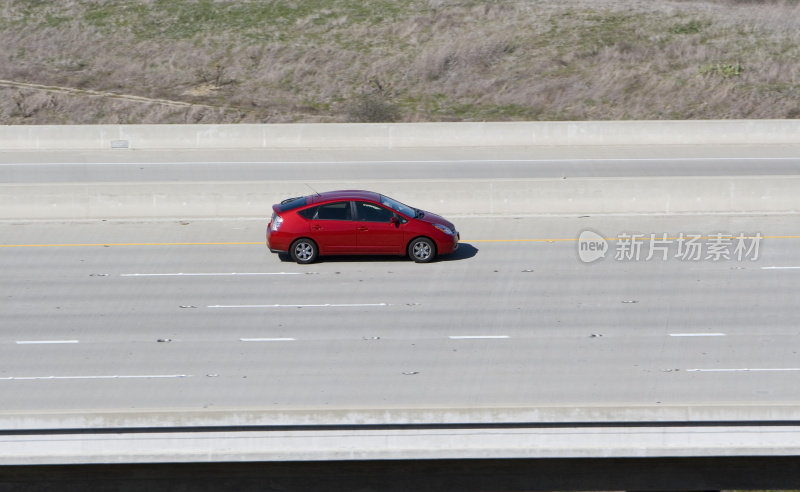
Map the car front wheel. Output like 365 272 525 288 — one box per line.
408 237 435 263
290 238 318 264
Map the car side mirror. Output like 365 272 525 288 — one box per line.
391 215 403 227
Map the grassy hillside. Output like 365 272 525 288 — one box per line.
1 0 799 124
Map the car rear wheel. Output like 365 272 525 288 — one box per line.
408 237 435 263
290 238 318 264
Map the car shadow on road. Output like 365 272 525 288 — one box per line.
443 242 478 261
285 242 479 264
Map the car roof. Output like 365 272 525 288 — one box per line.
307 190 381 204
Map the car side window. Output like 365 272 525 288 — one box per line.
314 201 352 221
355 201 395 223
297 206 317 219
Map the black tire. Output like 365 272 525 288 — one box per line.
408 237 436 263
290 238 318 264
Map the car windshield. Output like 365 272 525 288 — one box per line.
380 195 417 218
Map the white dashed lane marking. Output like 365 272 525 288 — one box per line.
687 368 800 373
121 272 305 277
0 374 190 380
448 335 510 340
240 338 296 342
669 333 726 337
15 340 79 344
208 303 388 308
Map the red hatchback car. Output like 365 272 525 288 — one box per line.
267 190 459 263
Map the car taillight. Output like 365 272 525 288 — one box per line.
270 214 283 232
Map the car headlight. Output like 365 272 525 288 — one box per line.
433 224 453 235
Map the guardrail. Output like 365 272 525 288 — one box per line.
1 120 799 150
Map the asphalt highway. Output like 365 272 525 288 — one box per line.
2 214 799 413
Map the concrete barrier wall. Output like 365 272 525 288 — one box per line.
4 405 800 431
1 176 798 219
6 423 800 464
2 121 798 219
1 120 799 150
3 405 800 464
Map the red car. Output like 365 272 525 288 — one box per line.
267 190 459 264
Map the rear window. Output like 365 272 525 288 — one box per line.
278 196 307 212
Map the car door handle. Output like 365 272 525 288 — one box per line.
312 225 322 230
357 226 368 231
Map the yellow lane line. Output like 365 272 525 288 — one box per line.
1 236 799 248
472 235 800 242
0 242 263 248
471 238 582 242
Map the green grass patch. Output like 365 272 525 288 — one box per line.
669 19 709 35
580 11 643 47
77 0 412 41
699 62 745 77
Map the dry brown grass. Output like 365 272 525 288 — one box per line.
1 0 799 124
